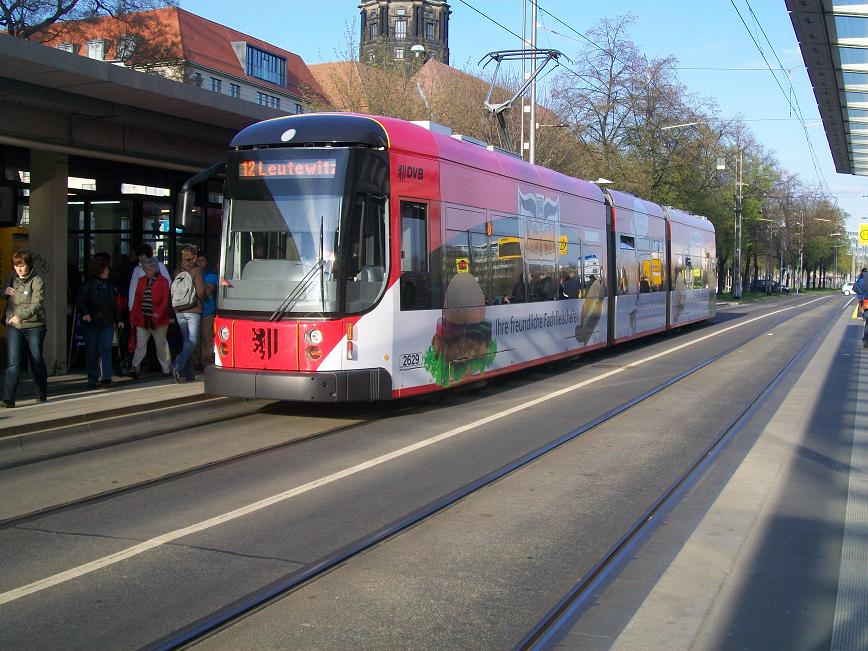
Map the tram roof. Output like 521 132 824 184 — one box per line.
606 189 666 219
231 113 390 149
666 206 715 232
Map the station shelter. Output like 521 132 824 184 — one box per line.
0 35 285 374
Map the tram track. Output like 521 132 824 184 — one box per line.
0 406 400 529
145 296 834 650
0 394 258 471
518 306 828 650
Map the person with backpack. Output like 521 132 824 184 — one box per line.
170 245 208 383
855 268 867 318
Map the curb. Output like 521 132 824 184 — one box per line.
0 396 265 468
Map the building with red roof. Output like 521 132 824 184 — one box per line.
36 7 323 114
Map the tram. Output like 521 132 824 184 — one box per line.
184 112 715 402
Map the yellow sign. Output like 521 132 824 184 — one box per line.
860 223 868 246
559 235 568 256
455 257 470 273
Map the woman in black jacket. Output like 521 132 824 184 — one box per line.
76 258 124 387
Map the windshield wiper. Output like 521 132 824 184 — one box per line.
268 260 324 322
319 215 326 312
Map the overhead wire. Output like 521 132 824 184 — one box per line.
730 0 829 190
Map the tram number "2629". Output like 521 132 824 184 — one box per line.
400 352 422 369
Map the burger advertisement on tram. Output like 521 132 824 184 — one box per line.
419 188 608 388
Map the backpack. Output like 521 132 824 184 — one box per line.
171 270 198 310
856 276 866 296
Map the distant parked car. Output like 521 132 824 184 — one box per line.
842 282 855 295
771 282 790 294
750 279 772 293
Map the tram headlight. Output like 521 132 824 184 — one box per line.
305 329 323 345
306 345 322 360
218 326 230 342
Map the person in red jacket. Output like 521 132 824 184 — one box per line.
129 257 171 378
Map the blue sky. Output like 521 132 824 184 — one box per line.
179 0 868 232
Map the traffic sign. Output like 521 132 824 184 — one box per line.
860 223 868 246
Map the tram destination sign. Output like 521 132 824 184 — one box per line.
238 159 337 180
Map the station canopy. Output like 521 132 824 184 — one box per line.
789 0 868 176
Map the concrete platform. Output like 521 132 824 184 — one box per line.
556 300 866 649
0 371 207 437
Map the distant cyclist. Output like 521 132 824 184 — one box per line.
855 267 867 318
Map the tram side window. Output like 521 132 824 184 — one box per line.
637 236 651 294
400 201 430 310
617 234 638 295
582 245 604 297
491 216 523 304
444 228 491 306
649 239 666 292
671 243 688 291
691 247 705 289
705 248 717 291
557 225 581 299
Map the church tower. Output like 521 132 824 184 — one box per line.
359 1 451 69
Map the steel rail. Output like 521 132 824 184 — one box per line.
518 310 831 649
0 414 379 530
145 302 831 651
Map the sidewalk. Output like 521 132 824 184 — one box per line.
558 299 866 648
0 371 208 436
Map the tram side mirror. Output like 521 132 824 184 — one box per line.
176 188 197 231
176 161 226 231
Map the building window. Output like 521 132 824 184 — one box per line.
56 42 78 54
229 83 241 98
295 103 303 114
395 48 404 59
87 39 105 60
257 92 280 109
210 77 222 93
192 72 203 87
246 45 286 86
426 22 435 40
370 22 379 38
395 19 407 40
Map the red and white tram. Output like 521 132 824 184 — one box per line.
194 113 715 401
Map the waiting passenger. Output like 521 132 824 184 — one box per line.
77 258 124 387
2 249 47 407
129 257 172 379
127 243 170 312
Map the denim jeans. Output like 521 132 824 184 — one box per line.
4 325 47 403
83 323 114 383
173 311 200 381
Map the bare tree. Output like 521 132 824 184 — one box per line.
0 0 176 39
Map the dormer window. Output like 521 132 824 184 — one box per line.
246 45 286 86
56 42 78 54
87 39 107 60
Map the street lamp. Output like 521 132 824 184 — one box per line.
830 232 842 287
758 217 776 294
715 148 744 298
